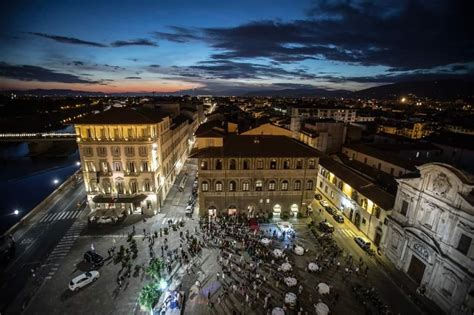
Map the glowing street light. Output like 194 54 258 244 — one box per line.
76 161 81 166
401 97 406 103
159 279 167 290
53 179 60 185
13 209 20 215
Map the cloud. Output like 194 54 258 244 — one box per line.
62 61 125 72
124 76 141 79
158 1 473 71
0 62 101 83
29 32 107 47
110 39 157 47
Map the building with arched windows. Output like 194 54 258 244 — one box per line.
192 135 320 219
382 163 474 314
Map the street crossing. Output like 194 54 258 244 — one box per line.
161 216 190 225
334 227 358 239
39 209 83 223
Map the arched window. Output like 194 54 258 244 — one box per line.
200 160 208 170
305 180 313 190
215 159 223 170
296 159 303 169
229 181 236 191
243 159 250 170
242 181 250 191
229 159 237 170
281 180 289 191
255 180 263 191
270 159 277 169
215 181 223 191
294 180 301 190
201 181 209 192
268 180 276 191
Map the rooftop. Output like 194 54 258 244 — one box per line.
191 135 321 158
72 106 167 125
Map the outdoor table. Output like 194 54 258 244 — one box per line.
284 292 297 306
280 262 292 272
294 245 304 256
273 249 283 258
318 282 330 295
308 262 319 272
315 302 330 315
284 277 297 287
272 307 285 315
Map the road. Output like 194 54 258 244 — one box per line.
0 177 87 314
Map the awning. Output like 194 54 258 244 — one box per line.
92 194 147 204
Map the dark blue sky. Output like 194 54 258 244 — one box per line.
0 0 472 93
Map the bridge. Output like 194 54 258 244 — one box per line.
0 132 76 142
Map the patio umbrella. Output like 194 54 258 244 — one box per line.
315 302 330 315
272 307 285 315
318 282 330 295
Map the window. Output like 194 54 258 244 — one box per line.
374 206 381 219
83 146 93 156
100 161 109 173
283 160 290 169
296 159 303 169
215 181 223 192
215 159 223 170
144 180 151 191
268 181 276 191
111 146 120 157
324 186 328 193
201 181 209 192
242 181 250 191
256 159 264 169
229 181 236 191
138 146 147 156
308 159 316 169
229 159 237 170
141 161 149 172
306 180 313 190
102 179 111 194
457 234 472 255
127 161 136 173
294 180 301 190
243 160 250 170
270 159 277 169
127 128 133 138
86 128 92 138
362 218 366 225
130 181 138 194
337 181 343 190
100 128 106 139
201 160 208 170
391 234 400 249
116 182 124 194
390 168 394 175
113 161 122 172
400 200 409 216
330 191 335 198
281 181 288 191
441 277 455 297
96 147 107 157
256 180 263 191
125 146 135 156
113 128 120 139
319 181 323 188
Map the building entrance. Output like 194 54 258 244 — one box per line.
407 255 426 285
290 204 298 218
273 204 281 218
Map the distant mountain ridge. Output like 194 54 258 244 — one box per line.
2 79 473 100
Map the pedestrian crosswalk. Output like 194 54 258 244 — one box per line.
161 216 190 225
39 209 83 223
335 228 357 239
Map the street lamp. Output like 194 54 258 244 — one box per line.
53 179 59 185
76 161 81 166
13 209 19 215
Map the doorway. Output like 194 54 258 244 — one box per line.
354 212 361 228
407 255 426 285
273 204 281 218
374 228 383 247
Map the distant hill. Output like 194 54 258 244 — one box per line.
244 88 351 98
2 89 106 97
353 79 474 101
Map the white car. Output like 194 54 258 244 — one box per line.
69 271 100 291
185 205 193 214
320 200 329 207
354 236 371 251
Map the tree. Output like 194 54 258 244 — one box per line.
146 258 164 280
138 281 161 311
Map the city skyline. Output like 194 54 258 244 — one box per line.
1 0 473 94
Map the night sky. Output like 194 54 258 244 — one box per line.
0 0 472 94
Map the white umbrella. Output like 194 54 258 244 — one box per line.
273 249 283 258
318 283 330 295
308 262 319 272
272 307 285 315
284 277 297 287
261 238 271 246
280 262 292 272
284 292 297 305
315 302 330 315
294 246 304 256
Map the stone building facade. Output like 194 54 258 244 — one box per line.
73 106 190 216
193 135 320 218
382 163 474 314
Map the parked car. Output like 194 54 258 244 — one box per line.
314 193 322 200
333 213 345 223
69 271 100 291
318 221 335 233
84 251 104 267
354 236 371 250
320 200 329 207
185 205 193 215
325 206 336 215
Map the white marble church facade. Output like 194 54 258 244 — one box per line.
383 163 474 314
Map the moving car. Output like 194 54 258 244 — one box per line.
319 221 335 233
325 206 336 215
314 193 322 200
69 271 100 291
333 213 345 223
354 236 371 251
320 200 329 207
84 250 104 267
